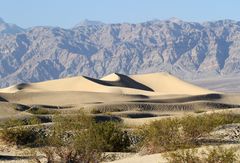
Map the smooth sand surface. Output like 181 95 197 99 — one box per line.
130 73 216 95
108 153 167 163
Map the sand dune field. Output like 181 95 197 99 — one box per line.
0 72 240 162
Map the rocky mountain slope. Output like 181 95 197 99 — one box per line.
0 17 240 87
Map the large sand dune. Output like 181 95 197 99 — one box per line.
0 72 216 95
0 72 220 106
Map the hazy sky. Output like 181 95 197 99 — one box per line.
0 0 239 28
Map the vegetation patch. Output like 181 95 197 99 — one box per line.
0 127 45 146
32 112 131 162
0 116 41 128
1 111 240 162
165 146 239 163
139 113 240 154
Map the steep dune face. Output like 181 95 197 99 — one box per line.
101 73 154 91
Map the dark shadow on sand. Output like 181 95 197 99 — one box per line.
0 155 31 161
83 73 154 92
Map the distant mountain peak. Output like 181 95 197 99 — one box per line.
74 19 105 27
168 17 183 23
167 17 184 24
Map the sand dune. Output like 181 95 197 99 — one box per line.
130 72 216 95
0 72 222 107
101 72 216 95
0 72 215 96
0 76 118 93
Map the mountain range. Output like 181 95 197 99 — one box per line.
0 17 240 88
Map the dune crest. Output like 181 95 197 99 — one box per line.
101 73 121 81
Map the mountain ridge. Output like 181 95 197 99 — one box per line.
0 17 240 88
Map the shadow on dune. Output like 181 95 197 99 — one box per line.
88 100 240 113
0 155 31 161
13 103 71 112
132 93 223 103
14 104 30 111
29 104 74 109
120 112 159 119
93 115 122 123
15 83 30 90
83 73 154 91
0 96 8 102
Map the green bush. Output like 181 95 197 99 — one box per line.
0 116 45 147
204 146 238 163
51 113 130 152
139 113 240 154
34 112 130 162
181 113 240 142
165 148 201 163
0 116 41 128
140 118 187 153
90 121 130 152
165 147 239 163
0 126 44 146
90 108 103 114
52 112 93 132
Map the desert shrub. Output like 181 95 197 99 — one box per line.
35 145 103 163
0 117 47 147
181 113 240 143
139 118 187 153
52 112 93 132
139 113 240 154
204 146 238 163
180 115 215 142
0 116 41 128
0 118 25 128
165 146 239 163
27 116 42 125
90 108 103 114
91 121 130 152
0 126 45 146
165 148 201 163
33 112 131 162
51 113 130 152
31 112 103 162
